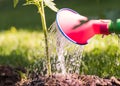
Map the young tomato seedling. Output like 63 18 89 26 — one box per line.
13 0 58 75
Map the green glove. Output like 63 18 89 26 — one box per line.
109 19 120 34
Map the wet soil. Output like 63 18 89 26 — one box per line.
1 65 120 86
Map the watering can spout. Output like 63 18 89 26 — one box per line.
56 8 120 45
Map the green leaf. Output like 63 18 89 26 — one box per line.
13 0 19 8
44 0 58 12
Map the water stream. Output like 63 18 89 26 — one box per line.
56 29 67 74
48 21 84 74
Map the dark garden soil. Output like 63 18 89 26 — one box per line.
1 65 120 86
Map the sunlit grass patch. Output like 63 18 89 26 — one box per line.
0 27 45 67
81 34 120 77
84 34 119 52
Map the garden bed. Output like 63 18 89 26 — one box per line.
1 65 120 86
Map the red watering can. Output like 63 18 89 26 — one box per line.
56 8 120 45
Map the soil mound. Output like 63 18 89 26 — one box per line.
1 65 120 86
22 73 120 86
0 65 25 86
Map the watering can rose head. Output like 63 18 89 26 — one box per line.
56 8 120 45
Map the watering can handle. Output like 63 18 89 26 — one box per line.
73 19 120 44
71 19 111 44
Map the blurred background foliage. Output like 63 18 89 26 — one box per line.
0 0 120 77
0 0 120 29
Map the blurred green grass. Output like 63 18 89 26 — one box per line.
0 26 45 67
81 35 120 77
